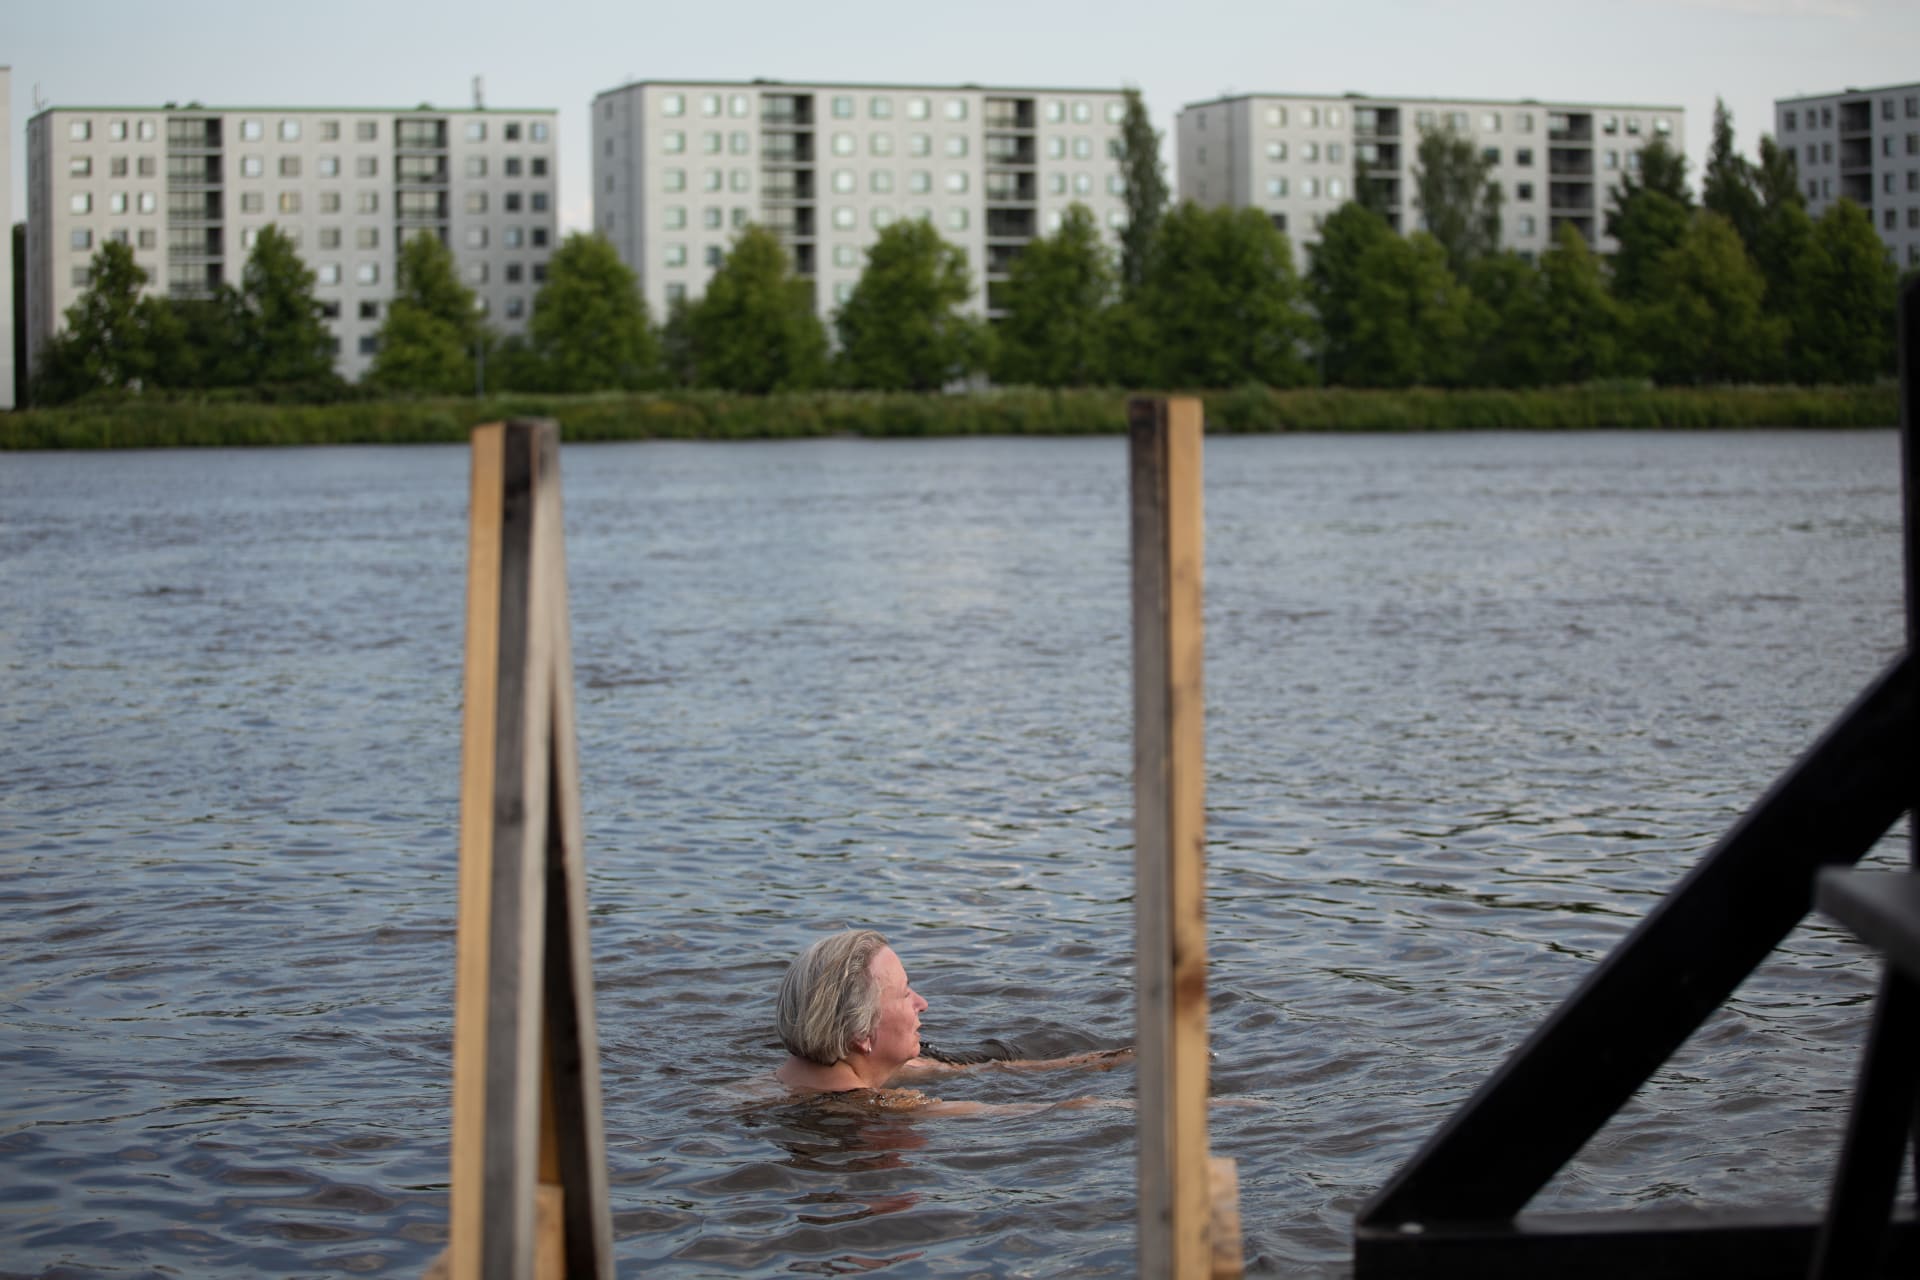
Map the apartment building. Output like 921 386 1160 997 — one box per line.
1776 82 1920 270
1 66 14 409
592 79 1132 324
1177 93 1684 264
26 102 559 385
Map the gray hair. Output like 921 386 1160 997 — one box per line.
777 929 890 1065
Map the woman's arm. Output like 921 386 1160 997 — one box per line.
894 1046 1132 1083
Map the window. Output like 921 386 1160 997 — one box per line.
1909 171 1920 192
1627 117 1642 135
1047 136 1065 159
909 170 932 193
138 156 157 178
279 192 302 213
465 156 487 178
531 121 550 142
1416 109 1436 129
69 118 92 141
947 135 969 157
665 244 687 266
1266 176 1287 197
664 168 686 191
71 265 92 288
1072 101 1091 123
71 228 93 251
871 170 894 193
909 132 932 157
831 168 856 194
279 155 301 177
703 206 723 229
1107 173 1125 195
704 168 725 192
662 93 685 116
832 132 855 155
947 98 968 121
1518 214 1537 235
1302 176 1320 197
832 95 854 118
1072 172 1090 195
357 227 379 249
532 157 548 177
871 96 893 119
1302 142 1320 161
465 120 486 142
505 157 522 176
704 245 722 268
505 226 524 247
699 93 721 117
358 335 377 356
946 207 969 230
833 244 860 267
1107 101 1126 124
1807 178 1818 199
1603 114 1620 135
1328 177 1345 199
358 120 379 141
1483 112 1501 132
108 118 128 140
1516 147 1535 167
1886 208 1898 230
358 191 378 213
280 118 302 141
532 191 550 211
947 171 969 193
240 118 263 141
664 205 686 229
1266 140 1287 161
240 192 264 213
834 282 854 304
318 156 340 177
465 191 488 214
871 132 893 156
505 192 523 212
69 156 92 177
70 193 92 214
1654 117 1672 136
240 227 260 250
319 228 342 249
108 157 129 178
320 120 340 141
241 155 264 177
319 263 342 284
871 207 894 229
1047 172 1065 195
1264 105 1286 127
663 282 685 305
138 228 157 248
907 96 930 120
1910 208 1920 228
109 192 127 213
505 296 525 320
1329 142 1345 163
1516 181 1534 201
729 130 750 155
832 206 856 229
1072 136 1092 159
1481 146 1498 164
729 94 749 118
506 263 524 283
1785 110 1798 131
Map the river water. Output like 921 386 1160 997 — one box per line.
0 430 1908 1277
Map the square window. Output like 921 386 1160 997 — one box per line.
506 296 525 319
946 207 968 230
705 245 723 267
320 192 342 212
357 227 379 249
1517 181 1534 201
910 170 932 193
71 228 93 250
705 169 723 191
531 157 548 177
109 119 127 140
466 227 488 248
279 118 301 141
320 120 340 140
504 122 522 141
1516 148 1534 166
319 263 342 284
664 168 686 191
506 263 524 283
664 206 686 229
467 261 489 284
870 96 893 119
871 132 893 156
69 156 92 177
665 130 685 153
871 170 893 193
279 192 301 213
703 206 723 229
947 171 969 193
109 192 127 214
70 193 92 214
318 156 340 176
506 192 523 212
505 156 523 176
358 335 377 355
357 156 378 177
466 120 486 141
531 121 550 142
68 119 92 141
358 192 379 213
466 156 487 178
832 95 854 118
907 97 930 120
910 133 931 157
241 156 264 177
532 228 548 247
357 120 379 141
505 226 525 247
320 228 342 248
138 229 157 248
241 118 263 141
241 192 264 213
357 263 379 285
72 266 92 287
280 155 301 177
730 169 749 192
729 94 749 118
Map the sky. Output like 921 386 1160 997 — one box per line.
7 0 1918 236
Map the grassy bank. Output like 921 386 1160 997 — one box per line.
1 382 1896 450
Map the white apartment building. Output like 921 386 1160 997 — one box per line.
1776 82 1920 270
1177 93 1685 265
592 80 1132 324
1 66 15 410
26 103 559 385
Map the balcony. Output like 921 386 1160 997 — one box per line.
167 226 223 257
1548 150 1594 177
166 189 223 221
764 206 816 238
985 242 1025 276
984 170 1036 203
985 135 1036 166
396 157 450 185
985 208 1036 239
762 95 814 127
762 169 816 201
1839 99 1873 135
761 135 814 165
166 155 222 186
1354 108 1400 139
984 97 1035 131
790 242 815 275
1550 212 1595 246
1546 113 1592 144
1840 136 1873 171
165 117 221 149
1841 172 1873 204
394 120 448 151
397 190 449 221
1548 182 1594 213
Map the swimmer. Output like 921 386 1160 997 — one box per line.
773 928 1131 1110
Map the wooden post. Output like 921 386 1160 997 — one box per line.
446 420 612 1280
1130 396 1241 1279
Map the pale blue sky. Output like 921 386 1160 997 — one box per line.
8 0 1917 236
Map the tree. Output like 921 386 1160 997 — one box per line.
687 225 827 392
1636 210 1783 384
1466 252 1551 387
990 204 1115 386
1411 124 1502 277
32 240 172 401
833 220 980 391
1701 99 1762 254
1537 223 1636 383
369 232 483 392
659 295 697 388
1134 202 1315 388
527 232 660 391
1606 188 1693 305
1340 231 1481 387
1794 200 1899 382
236 224 336 386
1306 203 1397 385
1117 87 1169 299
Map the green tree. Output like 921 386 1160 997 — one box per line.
659 295 697 387
1341 231 1480 387
990 203 1115 386
527 232 660 391
1701 99 1762 253
1134 202 1315 388
1466 252 1550 387
1117 87 1169 299
1794 199 1899 382
1628 136 1694 206
369 232 483 392
32 240 172 401
236 224 337 386
1306 202 1397 385
1411 124 1502 277
161 290 250 389
687 225 827 392
1537 223 1636 383
834 220 980 391
1607 188 1693 305
1636 210 1782 383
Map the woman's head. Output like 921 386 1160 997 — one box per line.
777 929 900 1065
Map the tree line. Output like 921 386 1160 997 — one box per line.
31 95 1902 407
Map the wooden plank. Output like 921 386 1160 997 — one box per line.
1208 1157 1243 1280
529 421 614 1279
1356 1208 1920 1279
1130 395 1218 1279
449 423 504 1279
1358 650 1918 1228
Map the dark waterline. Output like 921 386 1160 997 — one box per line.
0 431 1908 1276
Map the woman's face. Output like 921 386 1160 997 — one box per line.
863 946 927 1067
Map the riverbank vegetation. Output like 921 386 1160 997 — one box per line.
13 95 1904 447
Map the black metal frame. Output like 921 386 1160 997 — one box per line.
1353 280 1920 1278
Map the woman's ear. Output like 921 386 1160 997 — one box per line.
852 1036 872 1056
